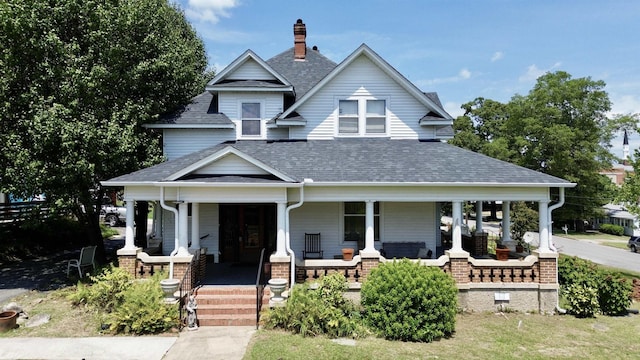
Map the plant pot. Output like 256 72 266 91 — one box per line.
0 311 18 332
159 278 180 302
495 248 510 261
268 278 287 302
342 248 354 261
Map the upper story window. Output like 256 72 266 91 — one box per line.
241 102 261 136
338 98 387 136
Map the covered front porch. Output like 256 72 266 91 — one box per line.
114 183 565 313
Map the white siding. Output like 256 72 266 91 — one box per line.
382 202 437 252
161 204 219 260
290 55 434 140
219 92 283 120
163 129 235 160
290 202 342 259
193 154 269 175
228 59 276 80
219 92 284 140
289 201 438 259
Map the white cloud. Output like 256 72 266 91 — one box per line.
444 101 464 118
491 51 504 62
418 68 472 87
184 0 240 24
518 62 562 82
610 95 640 115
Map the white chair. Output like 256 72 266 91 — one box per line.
67 246 97 277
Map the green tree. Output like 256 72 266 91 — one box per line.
452 71 620 226
0 0 208 260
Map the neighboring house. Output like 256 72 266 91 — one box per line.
104 19 575 315
596 130 639 236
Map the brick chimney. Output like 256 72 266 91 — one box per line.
294 19 306 60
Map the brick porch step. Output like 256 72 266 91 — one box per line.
193 286 271 327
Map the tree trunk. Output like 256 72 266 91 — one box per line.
490 201 498 221
135 201 148 248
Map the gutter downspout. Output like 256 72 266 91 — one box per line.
547 187 565 252
285 181 305 288
159 187 179 279
547 187 566 314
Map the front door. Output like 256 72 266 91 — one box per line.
219 204 276 264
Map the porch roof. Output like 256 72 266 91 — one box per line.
104 139 574 188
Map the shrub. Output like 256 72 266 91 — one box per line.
599 224 624 236
598 271 633 316
107 273 179 334
361 259 457 342
68 266 179 334
263 272 365 338
68 265 132 312
558 256 632 317
564 283 599 318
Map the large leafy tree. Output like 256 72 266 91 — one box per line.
452 71 622 226
0 0 208 260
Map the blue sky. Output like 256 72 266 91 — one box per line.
175 0 640 157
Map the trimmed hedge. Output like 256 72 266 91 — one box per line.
361 259 457 342
599 223 624 236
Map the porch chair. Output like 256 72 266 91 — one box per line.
67 245 97 278
303 233 323 259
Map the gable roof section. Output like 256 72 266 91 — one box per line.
147 92 234 128
278 44 453 122
206 50 293 93
266 47 337 99
104 139 574 187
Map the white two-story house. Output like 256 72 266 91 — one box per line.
105 19 574 315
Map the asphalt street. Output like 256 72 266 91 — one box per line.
552 234 640 273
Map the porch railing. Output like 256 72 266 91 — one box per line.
255 248 267 329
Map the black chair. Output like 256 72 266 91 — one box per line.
303 233 323 259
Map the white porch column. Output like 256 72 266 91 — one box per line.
364 200 375 252
475 201 483 234
451 201 463 251
538 200 550 253
177 202 190 256
123 200 136 250
190 203 200 250
275 201 287 257
502 201 511 243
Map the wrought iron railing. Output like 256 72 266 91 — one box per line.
255 248 267 329
178 252 197 329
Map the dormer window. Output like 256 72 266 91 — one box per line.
338 98 387 136
241 102 261 136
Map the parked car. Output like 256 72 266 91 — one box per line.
628 236 640 252
100 201 126 227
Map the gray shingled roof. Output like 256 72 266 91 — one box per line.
266 47 337 98
154 92 232 125
106 139 572 186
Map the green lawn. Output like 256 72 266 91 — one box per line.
246 311 640 360
559 231 631 251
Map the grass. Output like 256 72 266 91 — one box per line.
246 311 640 359
559 231 631 250
0 288 100 338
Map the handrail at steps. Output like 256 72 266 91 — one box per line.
255 248 267 329
178 252 197 329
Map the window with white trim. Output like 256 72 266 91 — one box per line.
338 98 387 135
241 102 261 136
343 202 380 243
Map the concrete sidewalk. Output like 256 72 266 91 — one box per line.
0 336 177 360
163 326 256 360
0 327 255 360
